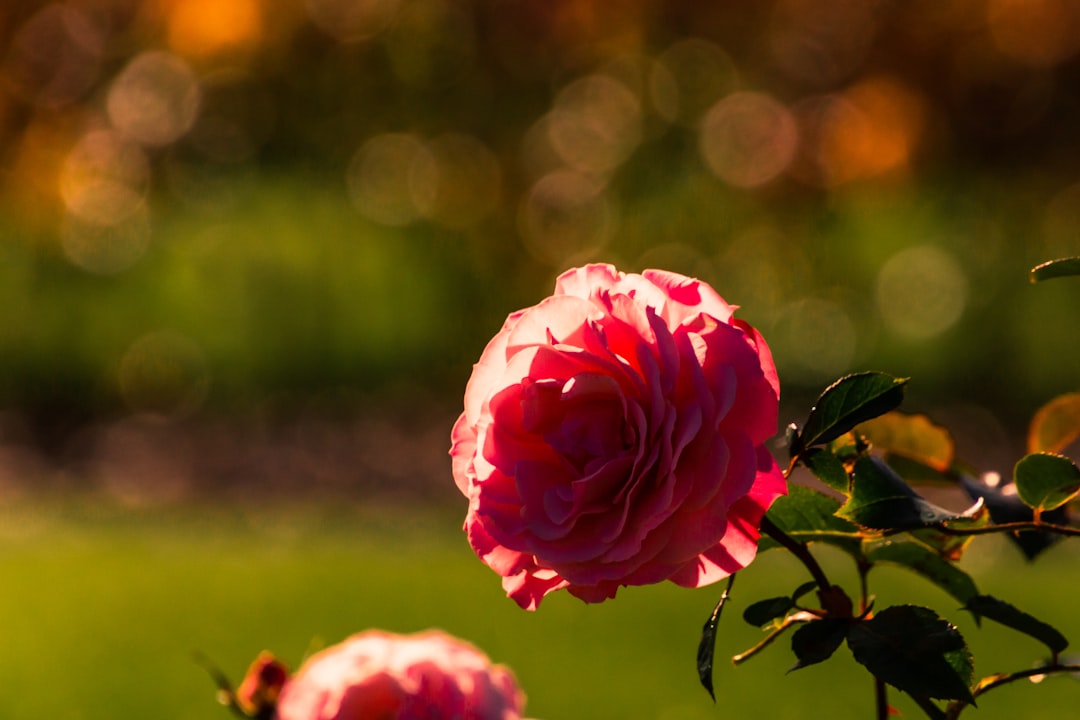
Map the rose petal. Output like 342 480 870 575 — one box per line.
450 413 478 495
553 263 621 300
667 446 785 588
641 268 736 326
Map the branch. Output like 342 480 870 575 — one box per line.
909 694 946 720
875 675 889 720
759 515 834 591
731 612 817 665
936 520 1080 538
942 664 1080 719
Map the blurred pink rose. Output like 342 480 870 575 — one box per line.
275 630 528 720
451 263 786 609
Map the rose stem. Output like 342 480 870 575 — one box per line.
758 515 833 591
875 675 889 720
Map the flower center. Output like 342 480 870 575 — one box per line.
521 373 633 472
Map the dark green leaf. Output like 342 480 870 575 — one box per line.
865 541 979 607
743 596 795 627
964 595 1069 655
802 447 850 493
792 581 819 601
790 618 849 671
1014 452 1080 513
758 484 864 557
1030 257 1080 283
697 575 735 701
837 457 969 531
799 372 909 449
847 605 975 703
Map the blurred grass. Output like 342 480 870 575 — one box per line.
1 495 1077 719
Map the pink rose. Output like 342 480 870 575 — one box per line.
274 630 528 720
450 264 786 609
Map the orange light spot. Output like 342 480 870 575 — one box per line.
3 121 73 229
840 76 925 177
799 76 926 187
988 0 1079 67
167 0 261 58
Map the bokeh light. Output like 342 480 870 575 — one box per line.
61 208 152 275
59 129 150 227
520 170 614 266
713 225 809 321
651 39 739 126
987 0 1080 68
3 119 72 225
166 0 263 58
772 296 858 381
3 4 106 109
548 74 643 178
410 133 502 229
699 91 798 188
346 133 434 227
107 51 201 147
875 245 969 341
790 76 926 187
520 114 565 181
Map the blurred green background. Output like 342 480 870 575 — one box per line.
2 0 1080 717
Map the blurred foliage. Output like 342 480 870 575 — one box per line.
2 0 1080 442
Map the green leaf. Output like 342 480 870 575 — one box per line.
1014 452 1080 513
799 372 909 449
697 575 735 701
858 412 955 474
964 595 1069 655
790 618 850 671
960 474 1064 561
837 457 969 531
802 447 850 493
847 605 975 703
743 581 820 628
865 541 979 607
1029 393 1080 454
1030 256 1080 283
758 484 864 557
743 596 794 627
